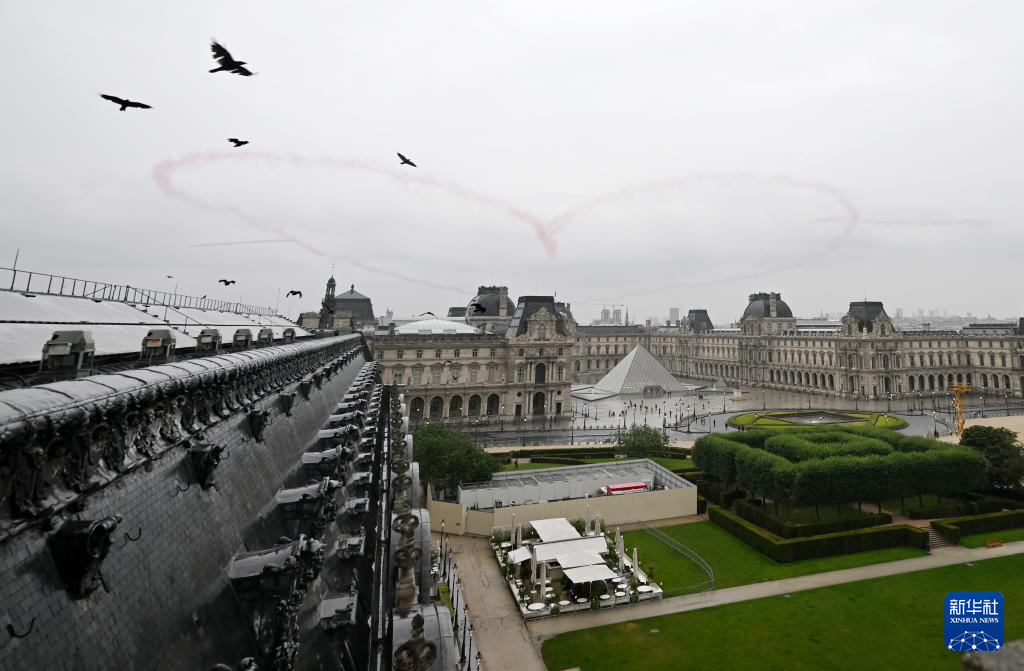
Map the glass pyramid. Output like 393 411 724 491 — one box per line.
594 345 692 395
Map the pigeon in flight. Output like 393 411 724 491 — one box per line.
286 290 302 298
397 152 417 167
100 94 152 111
209 41 254 76
228 138 249 148
440 360 454 367
218 279 236 285
470 302 486 314
417 311 436 317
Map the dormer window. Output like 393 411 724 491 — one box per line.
538 324 548 340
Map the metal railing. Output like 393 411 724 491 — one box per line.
641 523 715 594
1 266 278 316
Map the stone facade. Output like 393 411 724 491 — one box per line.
574 293 1024 400
370 295 576 422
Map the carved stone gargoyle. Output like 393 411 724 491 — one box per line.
48 515 122 599
278 391 297 417
247 408 271 442
188 443 227 488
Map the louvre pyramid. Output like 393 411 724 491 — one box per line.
594 345 690 395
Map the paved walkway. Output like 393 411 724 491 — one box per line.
446 534 547 671
528 540 1024 639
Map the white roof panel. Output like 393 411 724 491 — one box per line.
530 518 581 543
563 564 617 584
507 547 532 564
554 551 604 569
533 535 607 562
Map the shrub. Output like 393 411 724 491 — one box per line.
709 504 928 562
733 499 892 538
931 509 1024 545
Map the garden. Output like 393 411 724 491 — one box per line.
728 409 906 430
541 553 1024 671
692 427 990 560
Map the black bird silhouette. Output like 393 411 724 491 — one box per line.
228 138 249 148
417 311 436 317
286 290 302 298
165 275 174 278
470 302 486 314
209 41 254 76
201 294 207 299
397 152 417 167
218 279 236 285
100 94 152 111
440 360 454 367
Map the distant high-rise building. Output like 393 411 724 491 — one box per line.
942 309 948 317
612 307 623 324
669 307 680 324
895 308 904 318
600 307 611 322
928 309 936 318
917 309 925 318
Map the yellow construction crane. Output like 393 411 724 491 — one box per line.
949 382 972 436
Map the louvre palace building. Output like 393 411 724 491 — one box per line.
369 286 577 422
573 292 1024 400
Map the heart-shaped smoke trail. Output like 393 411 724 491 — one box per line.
153 151 988 296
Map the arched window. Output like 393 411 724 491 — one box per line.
538 324 547 340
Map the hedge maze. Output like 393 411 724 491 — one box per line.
694 427 987 514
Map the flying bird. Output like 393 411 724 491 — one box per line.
286 290 302 298
397 152 417 167
440 360 454 367
218 279 236 285
417 311 436 317
201 295 207 299
228 138 249 148
165 275 174 278
100 94 152 111
209 41 254 76
470 302 486 314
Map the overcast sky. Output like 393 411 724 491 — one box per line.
2 1 1021 325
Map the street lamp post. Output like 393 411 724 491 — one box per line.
762 387 766 410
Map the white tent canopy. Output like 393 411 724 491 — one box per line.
507 547 532 564
531 518 581 543
534 535 607 562
563 564 617 584
554 551 605 569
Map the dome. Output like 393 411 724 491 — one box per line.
467 286 515 318
742 292 793 319
394 318 479 335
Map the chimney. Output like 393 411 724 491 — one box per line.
769 293 778 318
922 322 931 331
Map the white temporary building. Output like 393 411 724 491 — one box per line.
533 535 607 563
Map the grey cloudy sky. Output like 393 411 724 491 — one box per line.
2 1 1021 325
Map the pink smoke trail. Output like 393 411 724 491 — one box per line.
152 150 556 255
152 153 470 293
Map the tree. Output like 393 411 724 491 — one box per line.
413 424 500 497
618 425 667 458
960 426 1024 491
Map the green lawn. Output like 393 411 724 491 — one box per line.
960 525 1024 548
622 522 926 591
542 554 1024 671
650 456 695 470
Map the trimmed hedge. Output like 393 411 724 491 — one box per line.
734 499 892 539
509 447 617 458
697 495 708 515
931 509 1024 545
694 429 987 510
905 499 1004 520
529 456 586 466
709 504 929 562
